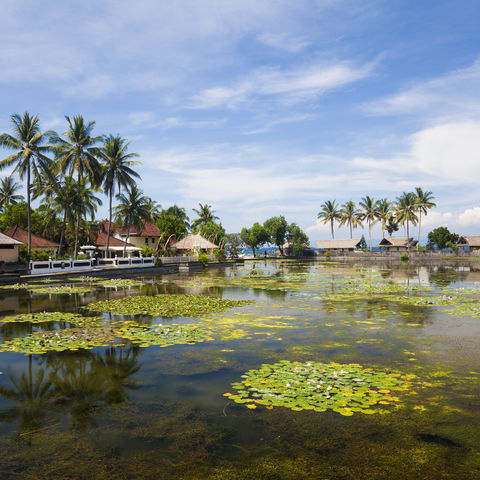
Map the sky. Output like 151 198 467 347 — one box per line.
1 0 480 244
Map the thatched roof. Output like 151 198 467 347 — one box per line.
316 239 361 249
172 234 217 250
0 232 23 245
457 236 480 247
378 237 417 248
4 226 58 248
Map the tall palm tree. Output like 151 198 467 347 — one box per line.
0 112 54 257
114 185 151 257
359 196 378 250
338 201 362 239
165 205 190 229
0 176 24 211
100 135 140 259
376 198 392 239
317 200 341 239
414 187 436 248
395 192 418 241
191 203 219 230
144 197 161 221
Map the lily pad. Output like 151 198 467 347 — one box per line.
0 311 105 328
85 294 253 317
28 285 93 294
93 278 145 288
386 294 471 306
228 360 415 415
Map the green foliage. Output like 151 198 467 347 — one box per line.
358 235 367 249
400 253 409 261
445 241 459 253
85 294 253 316
93 278 144 288
213 248 227 261
156 211 188 244
427 227 459 250
76 253 90 260
197 252 209 267
139 245 156 257
0 311 105 327
198 221 225 245
28 285 93 294
29 249 50 261
286 223 309 256
240 222 269 256
227 361 414 415
264 216 288 254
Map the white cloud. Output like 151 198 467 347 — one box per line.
458 207 480 227
257 32 311 52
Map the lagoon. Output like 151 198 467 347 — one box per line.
0 260 479 479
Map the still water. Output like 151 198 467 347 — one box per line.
0 260 480 479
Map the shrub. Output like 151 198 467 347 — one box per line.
400 253 409 261
324 250 331 258
197 252 209 267
76 253 90 260
213 248 227 261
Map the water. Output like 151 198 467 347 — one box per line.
0 260 480 479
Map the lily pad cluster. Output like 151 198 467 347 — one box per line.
85 294 253 317
386 295 471 306
226 360 414 415
0 311 105 327
338 281 430 295
28 285 93 294
0 327 118 354
447 302 480 317
117 322 213 347
93 278 145 288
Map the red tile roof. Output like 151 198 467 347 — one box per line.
4 226 60 248
115 221 161 237
94 232 134 247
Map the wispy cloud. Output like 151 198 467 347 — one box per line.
256 32 311 52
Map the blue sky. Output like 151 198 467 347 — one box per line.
1 0 480 242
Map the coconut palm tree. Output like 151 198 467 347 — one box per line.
99 135 140 259
0 112 54 257
376 198 392 239
317 200 341 239
338 201 363 239
114 185 151 257
359 196 378 250
414 187 436 248
395 192 418 241
144 197 161 222
191 203 219 230
165 205 190 229
0 176 24 212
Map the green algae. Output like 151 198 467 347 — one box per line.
338 280 431 295
447 302 480 317
227 360 416 415
28 285 94 294
93 278 145 288
85 294 253 317
386 294 472 306
0 311 105 327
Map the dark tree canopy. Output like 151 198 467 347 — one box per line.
427 227 459 250
264 215 288 255
240 223 269 257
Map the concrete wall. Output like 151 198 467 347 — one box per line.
0 245 19 263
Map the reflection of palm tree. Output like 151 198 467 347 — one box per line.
0 360 56 436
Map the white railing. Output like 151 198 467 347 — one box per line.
28 256 155 275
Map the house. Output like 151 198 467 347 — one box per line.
111 220 162 248
171 234 217 255
4 225 60 253
91 222 141 257
378 237 417 252
316 239 362 253
0 232 23 263
457 236 480 251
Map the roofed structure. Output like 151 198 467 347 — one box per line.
115 221 161 237
316 239 362 251
378 237 417 251
172 234 217 253
4 226 59 249
457 236 480 249
0 231 23 263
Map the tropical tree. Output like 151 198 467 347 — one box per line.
100 135 140 259
414 187 436 248
164 205 190 229
144 197 161 222
200 221 226 245
317 200 341 239
427 226 459 250
114 185 151 256
395 192 418 241
52 178 79 256
0 176 23 212
376 198 392 239
338 201 362 239
240 223 269 257
191 203 219 230
0 112 54 257
264 215 289 255
359 196 378 250
286 223 309 256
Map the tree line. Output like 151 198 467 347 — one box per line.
317 188 436 249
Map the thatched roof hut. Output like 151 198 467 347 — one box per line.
457 236 480 249
172 234 217 253
316 239 362 251
378 237 417 251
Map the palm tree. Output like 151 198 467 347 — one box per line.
395 192 418 241
191 203 219 230
0 176 24 211
317 200 341 239
100 135 140 259
114 185 151 257
0 112 54 257
359 196 378 250
165 205 190 229
338 201 362 239
414 187 436 248
376 198 392 239
144 197 161 221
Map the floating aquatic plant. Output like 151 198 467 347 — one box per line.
0 311 105 327
447 302 480 317
338 281 431 295
85 294 253 317
93 278 145 288
117 323 213 347
0 327 118 354
67 276 103 282
28 285 93 294
0 283 29 290
226 360 415 415
386 295 471 306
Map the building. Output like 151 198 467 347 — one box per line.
112 220 162 248
3 225 60 253
457 236 480 251
91 223 141 257
171 234 217 255
0 232 23 263
378 237 418 252
316 239 362 253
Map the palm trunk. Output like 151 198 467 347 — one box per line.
27 160 31 259
123 225 130 257
417 212 422 250
74 212 80 258
106 191 112 258
349 222 353 239
368 220 372 250
58 211 67 257
331 219 334 239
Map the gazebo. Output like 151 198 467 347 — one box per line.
171 234 218 255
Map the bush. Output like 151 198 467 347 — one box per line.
76 253 90 260
197 252 209 267
213 248 227 261
324 250 331 257
400 253 409 261
140 245 156 257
